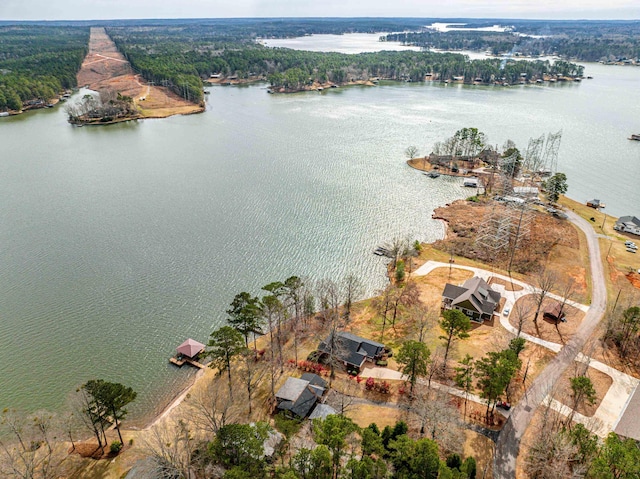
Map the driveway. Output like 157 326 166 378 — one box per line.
492 209 608 478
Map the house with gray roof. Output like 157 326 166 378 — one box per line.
275 373 327 418
317 331 385 372
442 276 501 323
614 216 640 236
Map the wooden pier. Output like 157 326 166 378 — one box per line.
170 338 206 369
169 356 205 369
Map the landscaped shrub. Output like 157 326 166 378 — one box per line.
296 360 328 375
374 380 391 394
365 377 376 391
110 441 123 454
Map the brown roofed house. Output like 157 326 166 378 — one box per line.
441 276 501 323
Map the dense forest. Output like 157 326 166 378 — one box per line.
107 25 583 103
386 21 640 62
1 19 635 111
0 26 89 112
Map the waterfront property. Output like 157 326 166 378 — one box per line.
169 338 206 368
442 276 501 323
275 373 327 418
586 199 603 209
614 216 640 236
317 331 385 372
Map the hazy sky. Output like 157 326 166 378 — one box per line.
2 0 639 21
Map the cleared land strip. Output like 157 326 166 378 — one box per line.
76 27 202 118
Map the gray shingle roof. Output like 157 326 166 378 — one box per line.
443 277 500 316
276 377 310 402
309 404 338 420
317 331 385 368
617 216 640 227
275 374 327 418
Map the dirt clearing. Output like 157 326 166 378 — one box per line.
77 27 203 119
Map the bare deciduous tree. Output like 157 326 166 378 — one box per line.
241 349 269 415
0 409 66 479
408 304 436 343
372 285 394 342
525 400 588 479
530 267 558 332
330 376 360 416
140 419 200 479
405 145 419 160
426 347 445 388
409 387 464 454
512 297 534 337
342 274 363 324
187 381 238 436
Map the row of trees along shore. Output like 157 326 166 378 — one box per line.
0 26 88 112
105 25 584 102
2 19 636 110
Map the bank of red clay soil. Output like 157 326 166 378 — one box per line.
77 27 202 118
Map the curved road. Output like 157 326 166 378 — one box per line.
493 210 608 478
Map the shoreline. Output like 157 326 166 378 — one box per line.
124 206 457 433
140 367 206 430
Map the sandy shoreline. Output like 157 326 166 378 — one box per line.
141 368 206 430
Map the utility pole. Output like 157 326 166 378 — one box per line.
612 289 622 315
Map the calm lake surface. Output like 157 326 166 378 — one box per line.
1 34 639 423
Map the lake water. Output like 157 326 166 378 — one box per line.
1 34 639 423
261 32 421 53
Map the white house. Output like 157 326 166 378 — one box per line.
614 216 640 236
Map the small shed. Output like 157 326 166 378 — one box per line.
586 199 601 209
176 338 205 359
543 303 566 322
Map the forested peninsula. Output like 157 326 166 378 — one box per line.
3 18 637 114
107 25 583 103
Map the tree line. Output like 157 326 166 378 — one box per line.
104 25 584 104
385 21 640 63
0 26 89 111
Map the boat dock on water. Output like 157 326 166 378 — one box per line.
169 338 206 369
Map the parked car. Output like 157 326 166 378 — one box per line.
503 307 510 316
497 401 511 410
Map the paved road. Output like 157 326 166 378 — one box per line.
493 210 608 478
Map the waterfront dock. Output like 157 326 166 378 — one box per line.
170 338 206 369
169 356 206 369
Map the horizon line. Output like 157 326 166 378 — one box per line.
2 16 640 23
